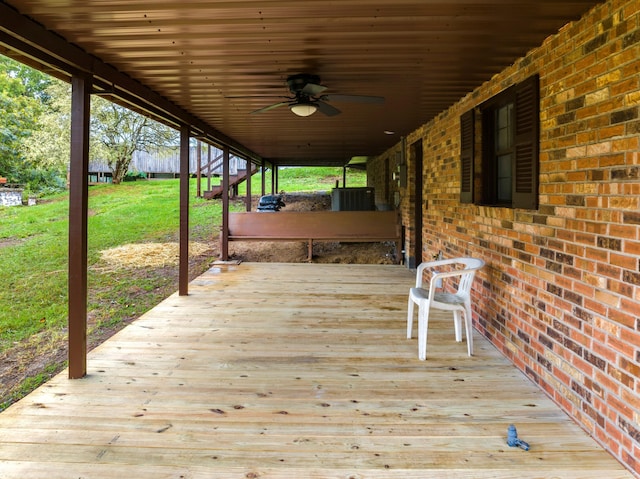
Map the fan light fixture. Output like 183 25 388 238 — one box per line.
290 103 317 117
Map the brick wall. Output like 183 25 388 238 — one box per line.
369 0 640 474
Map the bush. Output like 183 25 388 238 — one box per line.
14 167 67 197
124 170 147 182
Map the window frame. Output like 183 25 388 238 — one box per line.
460 74 539 210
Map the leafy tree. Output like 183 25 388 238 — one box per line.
23 79 179 185
20 80 71 171
91 97 178 184
4 54 179 188
0 56 48 180
0 56 52 100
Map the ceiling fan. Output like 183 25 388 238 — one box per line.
250 74 384 117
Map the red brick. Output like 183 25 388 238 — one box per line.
610 394 634 421
599 124 626 139
613 136 639 151
609 224 638 240
619 327 640 347
594 369 621 396
608 307 636 329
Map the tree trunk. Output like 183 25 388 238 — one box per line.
111 155 130 184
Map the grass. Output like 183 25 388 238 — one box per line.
1 180 197 349
233 165 366 194
270 166 365 192
0 363 59 409
0 166 365 409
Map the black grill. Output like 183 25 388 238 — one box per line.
257 194 286 212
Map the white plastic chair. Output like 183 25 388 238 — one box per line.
407 257 485 360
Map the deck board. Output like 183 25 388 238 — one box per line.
0 262 633 478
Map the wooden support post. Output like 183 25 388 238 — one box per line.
261 160 266 196
196 139 202 198
179 125 189 296
68 75 91 379
272 165 278 194
207 144 212 192
221 147 230 260
245 159 252 212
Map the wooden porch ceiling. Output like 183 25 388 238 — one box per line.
1 0 601 166
0 263 632 478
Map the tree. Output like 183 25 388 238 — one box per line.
23 80 179 185
0 56 52 100
20 80 71 171
0 56 49 180
1 56 67 194
91 97 178 184
5 56 180 191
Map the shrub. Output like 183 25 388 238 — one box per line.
14 167 67 197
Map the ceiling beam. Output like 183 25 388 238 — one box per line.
267 158 354 168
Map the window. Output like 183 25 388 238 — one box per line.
460 74 539 209
495 103 514 203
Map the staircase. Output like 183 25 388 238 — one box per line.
203 164 259 199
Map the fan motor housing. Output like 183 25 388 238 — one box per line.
287 74 321 94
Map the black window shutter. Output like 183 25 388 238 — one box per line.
460 109 474 204
513 74 539 209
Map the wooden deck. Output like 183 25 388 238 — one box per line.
0 263 633 478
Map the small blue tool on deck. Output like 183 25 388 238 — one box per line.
507 424 530 451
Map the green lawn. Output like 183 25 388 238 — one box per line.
258 166 365 193
214 165 365 194
2 180 203 349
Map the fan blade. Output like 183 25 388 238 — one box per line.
316 101 341 117
227 95 289 99
250 101 290 114
322 94 385 104
302 82 328 96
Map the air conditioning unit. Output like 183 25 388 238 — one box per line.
331 187 375 211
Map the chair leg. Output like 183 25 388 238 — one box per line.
407 297 414 339
453 311 462 342
418 305 430 360
464 302 474 356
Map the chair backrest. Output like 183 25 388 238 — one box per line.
454 258 484 296
416 257 485 295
